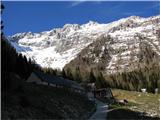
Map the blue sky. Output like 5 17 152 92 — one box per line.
2 1 160 36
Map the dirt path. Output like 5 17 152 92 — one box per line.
89 99 108 120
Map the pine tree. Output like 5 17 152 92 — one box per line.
96 72 106 88
1 4 5 36
66 68 73 80
74 66 82 83
89 69 96 83
62 69 67 78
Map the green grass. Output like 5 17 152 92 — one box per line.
111 89 160 118
2 82 95 119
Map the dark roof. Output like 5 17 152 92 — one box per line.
34 71 84 90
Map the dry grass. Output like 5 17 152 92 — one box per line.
111 89 160 117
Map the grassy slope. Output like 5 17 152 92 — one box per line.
2 82 95 119
111 89 160 118
107 108 159 120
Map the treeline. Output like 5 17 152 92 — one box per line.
63 60 160 93
40 67 62 76
105 61 160 93
2 38 36 79
1 37 37 90
34 65 107 89
62 67 108 89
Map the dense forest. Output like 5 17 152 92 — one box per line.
63 61 160 93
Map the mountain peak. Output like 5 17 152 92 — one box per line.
128 16 143 19
86 20 99 26
9 15 160 71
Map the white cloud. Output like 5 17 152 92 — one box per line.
69 0 103 7
70 1 86 7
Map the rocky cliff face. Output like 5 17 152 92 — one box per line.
9 15 160 73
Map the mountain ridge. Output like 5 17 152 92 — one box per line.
9 15 160 72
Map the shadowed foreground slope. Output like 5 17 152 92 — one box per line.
2 82 95 119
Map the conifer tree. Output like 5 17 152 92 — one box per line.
66 68 73 80
89 69 96 83
74 66 82 83
62 69 67 78
95 72 106 88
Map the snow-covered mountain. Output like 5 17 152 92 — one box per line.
9 15 160 72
